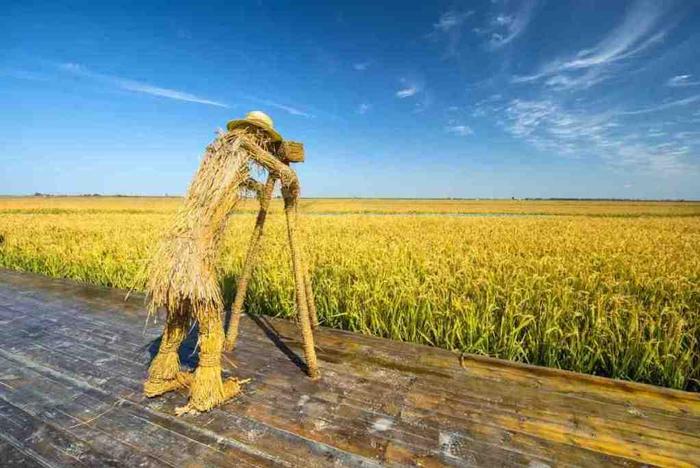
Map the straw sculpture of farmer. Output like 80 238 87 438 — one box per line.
143 111 320 414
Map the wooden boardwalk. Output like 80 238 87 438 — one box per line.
0 270 698 467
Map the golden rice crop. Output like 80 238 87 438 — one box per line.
0 198 698 391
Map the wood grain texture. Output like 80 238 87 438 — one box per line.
0 269 698 467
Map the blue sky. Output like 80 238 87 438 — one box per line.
2 0 699 199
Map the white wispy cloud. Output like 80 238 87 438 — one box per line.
486 0 537 50
117 81 229 107
513 0 667 89
445 125 473 136
396 86 418 98
667 74 700 87
465 2 699 174
353 62 371 71
429 9 474 56
648 130 667 137
396 77 423 99
494 15 513 26
58 62 313 117
622 94 700 115
59 62 229 107
433 10 473 33
496 98 695 173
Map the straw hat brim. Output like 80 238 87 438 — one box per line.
226 119 283 142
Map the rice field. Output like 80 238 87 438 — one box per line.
0 196 698 391
2 196 700 216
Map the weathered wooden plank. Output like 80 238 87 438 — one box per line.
0 320 396 465
0 352 273 467
261 315 700 419
0 322 383 465
0 294 150 350
0 270 144 317
0 328 508 466
278 329 699 430
0 334 381 466
401 383 660 467
0 438 46 468
408 375 700 452
0 397 127 467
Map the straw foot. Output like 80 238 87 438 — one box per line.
175 374 242 415
145 350 184 397
144 371 193 397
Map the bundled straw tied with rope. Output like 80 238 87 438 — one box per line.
143 111 319 414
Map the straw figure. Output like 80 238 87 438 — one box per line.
143 111 320 415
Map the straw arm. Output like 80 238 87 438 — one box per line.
238 138 300 199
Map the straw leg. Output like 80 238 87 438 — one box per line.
224 174 276 351
176 306 241 415
144 308 189 397
284 194 320 380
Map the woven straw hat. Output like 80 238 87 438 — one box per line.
227 111 283 142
